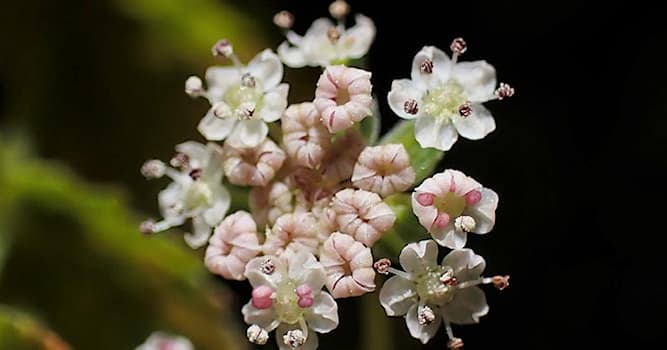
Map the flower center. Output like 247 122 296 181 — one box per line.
336 87 351 105
274 279 304 324
434 191 466 218
415 265 456 305
223 80 265 119
423 80 467 121
183 181 213 211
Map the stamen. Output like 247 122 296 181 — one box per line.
235 102 256 120
283 329 306 348
495 83 515 100
439 268 457 286
447 337 464 350
246 325 269 345
403 99 419 115
442 317 455 339
450 37 468 56
241 73 256 88
373 258 392 275
492 275 510 290
260 258 276 274
454 216 476 233
139 219 155 235
170 153 189 169
184 76 204 97
273 10 294 29
458 101 473 117
419 59 434 74
213 102 231 119
417 305 436 325
385 266 413 281
329 0 350 20
140 159 166 179
189 168 203 180
251 285 274 309
327 27 341 43
211 39 234 58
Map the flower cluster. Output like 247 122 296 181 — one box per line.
140 1 513 349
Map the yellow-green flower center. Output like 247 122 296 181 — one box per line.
223 80 265 119
415 265 456 306
183 181 213 211
423 80 467 121
274 279 304 324
434 191 466 218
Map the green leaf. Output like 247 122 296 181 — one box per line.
0 306 71 350
379 120 444 183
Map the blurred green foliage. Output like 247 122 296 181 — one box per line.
0 306 70 350
0 135 247 350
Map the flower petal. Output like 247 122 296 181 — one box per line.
464 188 498 234
341 14 376 58
387 79 425 120
247 49 283 90
245 255 286 289
441 248 486 278
184 216 211 249
230 119 269 148
203 186 230 227
451 60 497 102
197 107 237 141
304 292 339 333
379 275 417 316
405 303 441 344
288 250 327 290
278 41 307 68
452 103 496 140
260 83 289 123
399 240 438 275
442 287 489 324
414 116 458 151
205 66 241 102
411 46 451 88
241 301 278 330
430 225 468 249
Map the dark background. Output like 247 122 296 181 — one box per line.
1 0 666 349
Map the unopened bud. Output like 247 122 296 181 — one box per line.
184 76 204 97
329 0 350 20
450 37 467 55
273 10 294 29
246 325 269 345
141 159 165 179
212 39 234 58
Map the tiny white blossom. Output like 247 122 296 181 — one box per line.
136 332 193 350
412 169 498 249
388 43 503 151
277 11 375 67
197 48 289 148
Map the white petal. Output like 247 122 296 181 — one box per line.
431 225 468 249
451 60 497 102
464 188 498 234
379 276 417 316
441 248 486 278
175 141 206 164
452 103 496 140
205 66 241 100
411 46 451 88
230 119 269 148
304 292 339 333
260 83 289 122
197 107 237 141
387 79 424 120
399 240 438 275
202 186 230 227
241 301 278 330
278 41 307 68
442 287 489 324
414 116 458 151
276 323 319 350
304 18 336 38
405 303 441 344
245 255 286 289
341 14 376 58
288 251 327 290
247 49 283 90
184 216 211 249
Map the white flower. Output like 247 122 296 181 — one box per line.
277 13 375 67
388 44 500 151
146 141 230 249
412 169 498 249
197 48 289 148
136 331 193 350
379 240 494 344
242 251 339 350
314 65 373 133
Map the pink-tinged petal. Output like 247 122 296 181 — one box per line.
446 169 483 197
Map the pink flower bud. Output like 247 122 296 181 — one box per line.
263 213 320 257
320 232 375 298
249 181 294 229
282 102 331 169
314 65 373 133
204 211 261 280
331 189 395 247
352 144 415 197
223 138 286 187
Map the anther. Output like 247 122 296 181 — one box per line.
458 101 473 117
283 329 306 348
450 37 467 55
495 83 515 100
235 102 256 120
246 325 269 345
454 216 476 233
170 153 189 168
273 10 294 29
213 102 231 119
327 27 341 42
141 159 166 179
492 275 510 290
211 39 234 58
260 258 275 274
241 73 256 88
403 99 419 115
439 268 457 286
417 305 436 325
419 59 434 74
185 76 204 97
447 337 464 350
189 168 203 180
329 0 350 20
139 219 155 235
373 258 392 275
